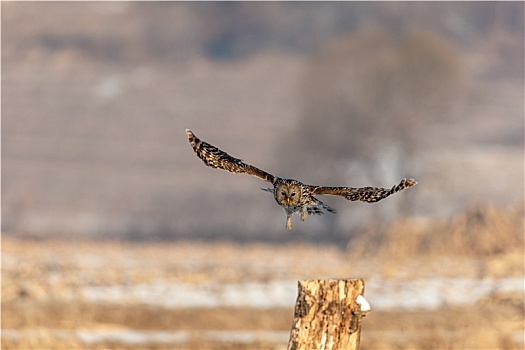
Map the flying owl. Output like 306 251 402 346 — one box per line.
186 129 417 231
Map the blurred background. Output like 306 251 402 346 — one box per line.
2 2 523 349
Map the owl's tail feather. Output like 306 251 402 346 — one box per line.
308 197 337 215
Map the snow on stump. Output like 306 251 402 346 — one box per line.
287 279 370 350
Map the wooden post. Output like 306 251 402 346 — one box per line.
287 279 369 350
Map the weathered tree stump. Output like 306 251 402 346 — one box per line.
288 279 369 350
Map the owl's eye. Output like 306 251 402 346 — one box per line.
291 192 296 197
281 191 286 196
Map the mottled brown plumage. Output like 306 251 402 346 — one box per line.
186 129 276 184
186 129 417 230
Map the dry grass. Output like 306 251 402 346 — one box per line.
2 209 524 349
2 301 523 349
350 202 524 259
2 204 524 349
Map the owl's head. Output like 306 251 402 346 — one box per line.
275 180 302 207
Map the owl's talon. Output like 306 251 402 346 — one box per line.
286 217 292 231
301 212 307 221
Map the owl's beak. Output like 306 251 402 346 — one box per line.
286 198 291 205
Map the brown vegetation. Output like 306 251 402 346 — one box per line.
2 203 523 349
350 202 524 259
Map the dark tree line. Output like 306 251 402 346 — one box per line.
5 2 522 62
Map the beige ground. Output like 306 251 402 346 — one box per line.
2 231 523 349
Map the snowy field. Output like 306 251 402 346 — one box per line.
3 238 523 349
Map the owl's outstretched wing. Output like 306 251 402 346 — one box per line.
308 178 417 203
186 129 277 185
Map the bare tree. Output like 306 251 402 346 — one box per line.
282 28 463 226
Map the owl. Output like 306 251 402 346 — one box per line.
186 129 417 231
